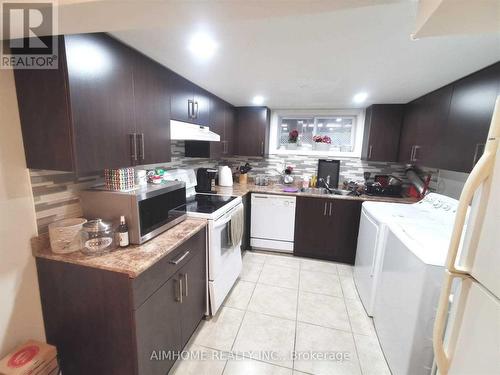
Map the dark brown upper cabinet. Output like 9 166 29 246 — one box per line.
398 86 453 166
361 104 403 162
185 94 235 158
131 52 171 165
398 62 499 172
15 34 135 173
438 63 500 172
14 33 172 174
170 73 210 126
234 106 271 156
294 197 362 264
224 102 236 156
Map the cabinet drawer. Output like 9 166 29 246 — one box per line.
132 228 206 309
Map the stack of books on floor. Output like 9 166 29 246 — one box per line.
0 340 59 375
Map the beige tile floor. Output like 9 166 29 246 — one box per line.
169 251 391 375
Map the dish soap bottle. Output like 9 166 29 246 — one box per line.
118 216 129 247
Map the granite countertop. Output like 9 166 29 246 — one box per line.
215 182 418 204
32 218 207 278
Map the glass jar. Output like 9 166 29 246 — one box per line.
80 219 117 256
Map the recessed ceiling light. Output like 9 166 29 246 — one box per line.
353 92 368 103
188 32 217 60
252 95 265 105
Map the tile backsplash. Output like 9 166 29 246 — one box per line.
30 141 448 233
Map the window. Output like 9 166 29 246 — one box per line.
278 116 356 152
269 109 365 157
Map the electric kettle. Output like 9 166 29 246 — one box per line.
218 166 233 187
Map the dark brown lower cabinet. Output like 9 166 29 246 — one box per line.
36 227 207 375
136 276 182 375
294 197 362 264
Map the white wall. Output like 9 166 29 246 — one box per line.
0 69 45 357
436 169 469 200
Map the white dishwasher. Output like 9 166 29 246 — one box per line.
250 194 296 252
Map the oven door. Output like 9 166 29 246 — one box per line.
209 204 243 281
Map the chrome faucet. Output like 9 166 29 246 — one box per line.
319 177 333 194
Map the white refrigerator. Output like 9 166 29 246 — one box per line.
433 97 500 375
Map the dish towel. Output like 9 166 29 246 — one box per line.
228 205 244 247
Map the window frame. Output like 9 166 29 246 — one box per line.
269 109 366 157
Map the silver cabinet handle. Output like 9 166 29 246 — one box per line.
194 101 199 119
368 145 373 159
137 133 144 161
329 202 333 216
183 273 188 297
413 145 421 162
176 278 183 303
261 141 264 155
169 250 190 265
410 145 415 162
188 100 194 118
323 202 327 216
130 133 138 162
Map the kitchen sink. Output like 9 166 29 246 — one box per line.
301 188 351 196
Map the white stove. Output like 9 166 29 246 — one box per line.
184 194 241 220
164 169 243 315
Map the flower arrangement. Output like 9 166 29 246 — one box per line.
284 166 294 175
313 135 332 144
288 129 299 143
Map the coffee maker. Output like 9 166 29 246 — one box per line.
196 168 217 193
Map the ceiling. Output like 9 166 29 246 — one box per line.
7 0 500 108
110 1 500 108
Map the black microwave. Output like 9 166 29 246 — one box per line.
80 182 187 244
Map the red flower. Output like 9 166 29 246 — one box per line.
313 135 332 144
289 130 299 142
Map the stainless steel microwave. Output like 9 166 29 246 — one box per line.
80 182 187 244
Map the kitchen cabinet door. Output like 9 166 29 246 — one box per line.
418 85 453 167
65 33 136 172
13 36 74 171
361 104 403 162
439 63 500 172
135 276 182 375
235 106 270 156
294 197 362 264
398 97 425 163
209 95 225 158
178 243 207 347
132 55 171 165
170 72 196 123
224 103 236 156
294 197 335 260
185 94 223 158
329 199 362 264
194 88 210 126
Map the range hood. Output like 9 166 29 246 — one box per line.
170 120 220 142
